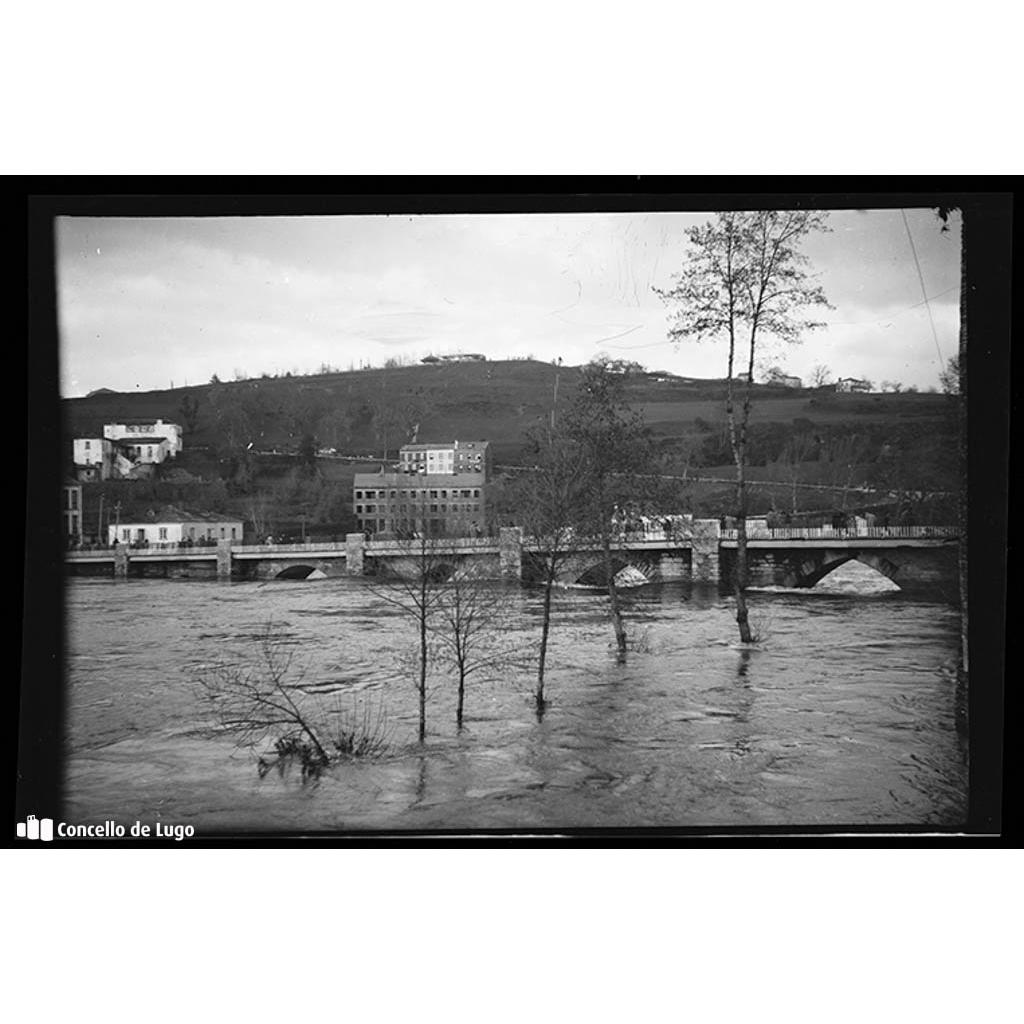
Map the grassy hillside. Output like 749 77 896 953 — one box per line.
62 360 960 540
64 359 952 458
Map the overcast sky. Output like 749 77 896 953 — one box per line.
55 207 961 397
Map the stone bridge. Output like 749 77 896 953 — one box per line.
717 527 959 594
64 522 959 593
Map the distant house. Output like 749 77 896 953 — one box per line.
776 374 802 389
73 418 183 480
108 506 243 547
835 377 872 393
437 353 487 363
103 418 183 459
72 437 117 481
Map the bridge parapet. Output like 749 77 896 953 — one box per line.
720 525 957 541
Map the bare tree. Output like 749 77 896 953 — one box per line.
194 624 392 779
507 426 593 713
780 432 817 512
561 357 663 661
366 530 455 743
821 433 870 510
656 210 831 643
810 364 832 388
431 572 525 730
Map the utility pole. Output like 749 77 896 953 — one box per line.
98 494 104 545
550 372 560 431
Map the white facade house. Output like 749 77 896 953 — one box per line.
72 437 116 480
108 509 243 547
74 419 184 480
399 440 491 477
103 418 183 455
835 377 872 393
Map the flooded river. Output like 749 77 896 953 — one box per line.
62 563 968 833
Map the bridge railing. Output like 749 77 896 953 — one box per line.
231 542 349 554
720 525 957 540
365 537 499 555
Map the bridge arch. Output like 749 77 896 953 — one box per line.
792 551 901 589
273 564 328 580
574 556 632 588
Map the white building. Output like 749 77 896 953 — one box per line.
108 507 243 547
73 419 184 480
72 437 116 480
104 418 183 454
398 440 490 477
835 377 872 393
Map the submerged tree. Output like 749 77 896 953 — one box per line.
431 571 524 730
561 357 665 660
656 210 831 642
194 624 392 780
366 530 455 743
507 426 594 713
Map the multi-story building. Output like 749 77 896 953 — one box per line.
354 439 491 536
62 478 83 544
398 439 491 477
72 437 117 480
73 418 183 480
103 418 183 455
353 473 487 537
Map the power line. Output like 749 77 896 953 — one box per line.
823 285 959 326
900 209 946 368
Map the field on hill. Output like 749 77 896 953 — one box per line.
62 360 960 540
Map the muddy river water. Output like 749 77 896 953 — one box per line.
62 562 967 834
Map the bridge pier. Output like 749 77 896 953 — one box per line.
499 526 523 580
346 533 365 576
216 539 233 581
114 546 128 579
690 518 721 583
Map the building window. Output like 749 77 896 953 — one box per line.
231 527 236 539
430 490 438 499
473 489 480 497
84 440 91 450
355 491 363 499
159 527 168 540
356 505 363 513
